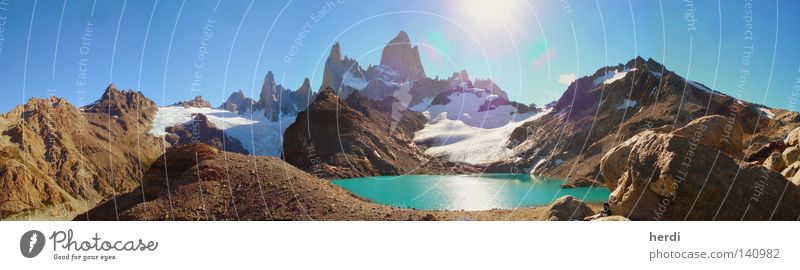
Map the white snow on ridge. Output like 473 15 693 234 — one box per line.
414 108 552 164
594 67 637 86
149 106 295 157
650 70 663 78
758 107 775 119
343 71 368 90
616 98 637 110
149 107 255 136
425 89 533 129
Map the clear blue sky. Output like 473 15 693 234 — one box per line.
1 0 798 112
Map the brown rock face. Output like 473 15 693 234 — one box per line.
602 116 745 190
671 115 744 156
282 88 429 179
379 31 425 82
163 113 249 154
0 84 163 220
256 72 315 120
763 151 787 172
321 43 366 99
600 130 660 190
541 195 595 221
592 215 630 221
219 90 256 114
76 143 585 221
782 147 800 164
173 96 212 108
607 132 800 221
497 57 800 186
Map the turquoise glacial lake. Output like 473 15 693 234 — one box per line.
331 174 611 211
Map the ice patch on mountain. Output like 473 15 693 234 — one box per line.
616 98 637 110
594 67 637 86
758 107 775 119
149 106 295 156
425 88 533 129
414 108 552 164
343 71 368 90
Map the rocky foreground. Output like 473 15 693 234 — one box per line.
76 143 603 221
600 115 800 220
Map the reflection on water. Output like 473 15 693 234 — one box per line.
331 174 610 211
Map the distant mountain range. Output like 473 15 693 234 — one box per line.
3 31 800 221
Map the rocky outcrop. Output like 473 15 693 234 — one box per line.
600 122 800 220
173 96 212 108
497 57 800 185
163 113 249 154
220 75 313 120
767 127 800 185
763 151 787 172
0 84 163 220
321 43 366 99
746 140 787 163
295 78 313 107
474 78 509 101
379 31 425 82
219 90 255 114
406 77 449 110
282 88 429 179
592 215 630 221
257 72 304 120
671 115 744 156
541 195 595 221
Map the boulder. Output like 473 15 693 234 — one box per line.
746 140 787 162
783 147 800 164
602 115 745 192
608 132 800 220
785 127 800 146
763 151 787 172
542 195 595 221
671 115 744 156
600 130 658 190
592 215 630 221
781 161 800 178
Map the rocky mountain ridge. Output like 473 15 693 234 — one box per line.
0 84 164 220
491 57 800 184
282 87 478 179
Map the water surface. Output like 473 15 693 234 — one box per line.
332 174 610 211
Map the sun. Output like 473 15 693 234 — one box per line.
454 0 524 31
